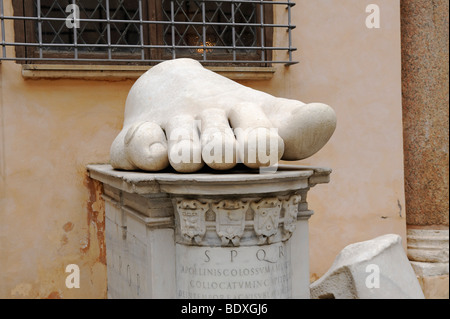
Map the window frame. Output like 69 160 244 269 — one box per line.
6 0 295 67
156 0 273 65
14 0 156 64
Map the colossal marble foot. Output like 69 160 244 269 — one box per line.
110 58 336 173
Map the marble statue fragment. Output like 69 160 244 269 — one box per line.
110 58 337 173
310 234 425 299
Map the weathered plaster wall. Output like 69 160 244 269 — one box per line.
0 61 132 298
401 0 449 227
0 0 406 297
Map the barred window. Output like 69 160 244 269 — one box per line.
1 0 297 66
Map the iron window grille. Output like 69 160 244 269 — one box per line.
1 0 297 66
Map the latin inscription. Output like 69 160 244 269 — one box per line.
176 242 292 299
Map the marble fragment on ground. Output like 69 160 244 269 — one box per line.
310 234 425 299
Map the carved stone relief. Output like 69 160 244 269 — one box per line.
282 194 302 240
176 199 209 244
174 194 303 247
251 198 282 244
213 200 249 246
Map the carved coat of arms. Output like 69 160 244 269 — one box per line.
282 194 301 240
213 200 249 246
251 198 282 244
176 199 209 244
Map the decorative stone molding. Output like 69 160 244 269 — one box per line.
252 197 282 244
176 199 209 244
407 229 449 264
213 200 249 246
282 194 302 240
173 194 305 247
407 229 449 299
407 229 449 277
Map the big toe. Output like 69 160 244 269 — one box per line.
278 102 337 160
124 122 169 171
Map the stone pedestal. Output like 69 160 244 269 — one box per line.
87 164 331 299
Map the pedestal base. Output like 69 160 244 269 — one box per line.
87 164 331 299
407 229 449 299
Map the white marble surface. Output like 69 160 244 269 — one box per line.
176 242 292 299
88 164 330 299
310 234 425 299
110 58 336 172
87 163 331 195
